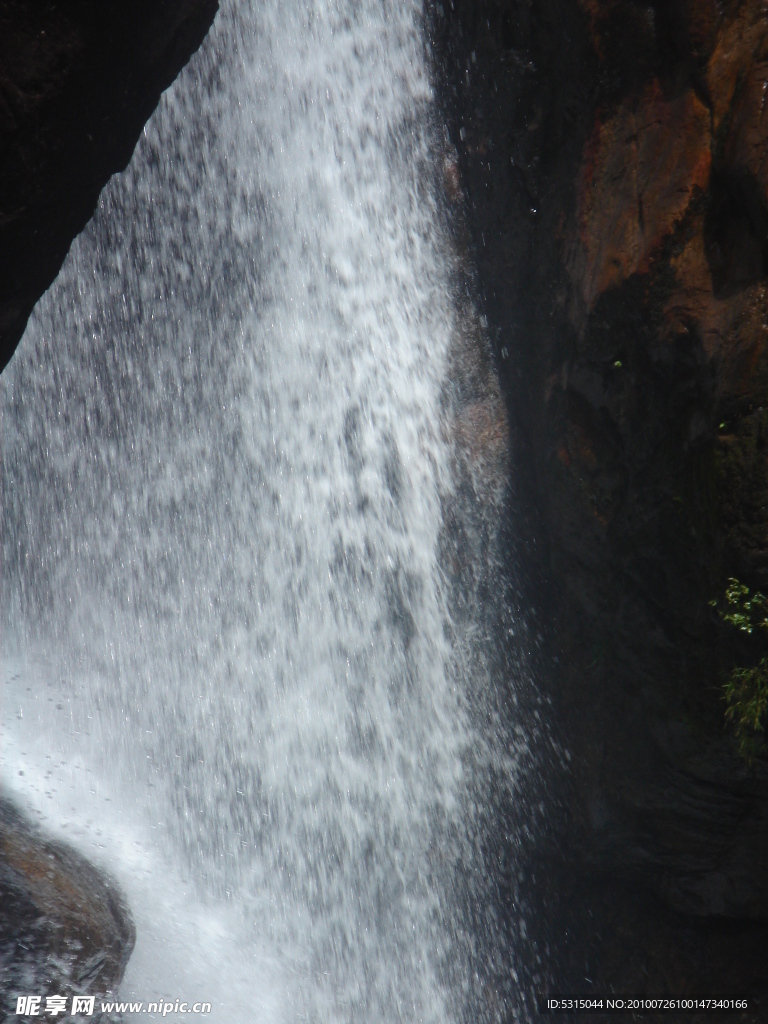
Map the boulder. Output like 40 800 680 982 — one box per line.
0 797 134 1020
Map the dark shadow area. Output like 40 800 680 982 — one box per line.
428 0 768 1015
704 170 768 297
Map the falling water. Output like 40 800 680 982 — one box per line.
1 1 537 1021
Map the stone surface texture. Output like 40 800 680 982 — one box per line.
0 798 134 1021
432 0 768 993
0 0 219 372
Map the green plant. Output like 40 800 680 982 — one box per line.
711 578 768 761
722 659 768 761
716 577 768 634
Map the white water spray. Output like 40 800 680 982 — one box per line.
2 2 530 1021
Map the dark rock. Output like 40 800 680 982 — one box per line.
431 0 768 998
0 0 219 373
0 796 134 1022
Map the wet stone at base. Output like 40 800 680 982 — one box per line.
0 796 134 1024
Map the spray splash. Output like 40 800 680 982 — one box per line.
1 2 533 1021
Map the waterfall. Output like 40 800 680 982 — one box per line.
1 1 536 1020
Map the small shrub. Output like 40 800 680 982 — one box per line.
718 577 768 635
711 578 768 761
722 659 768 761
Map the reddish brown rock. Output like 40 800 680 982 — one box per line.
0 798 134 1010
434 0 768 990
574 80 711 311
722 41 768 193
707 2 767 134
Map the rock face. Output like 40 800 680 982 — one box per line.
0 0 219 373
433 0 768 991
0 798 135 1020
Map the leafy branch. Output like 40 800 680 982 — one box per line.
711 578 768 761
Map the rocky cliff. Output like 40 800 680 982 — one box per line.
0 0 219 373
433 0 768 997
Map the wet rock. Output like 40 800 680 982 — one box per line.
0 797 134 1023
573 80 711 312
0 0 219 372
432 0 768 993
